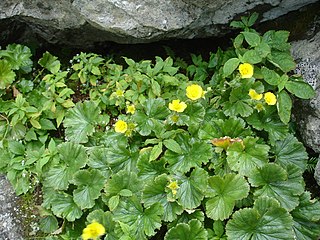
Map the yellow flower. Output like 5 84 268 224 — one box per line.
115 89 124 97
186 84 205 100
169 99 187 113
248 89 263 100
238 63 254 78
264 92 277 105
255 103 265 112
126 104 136 114
167 181 179 195
82 222 105 240
114 120 128 133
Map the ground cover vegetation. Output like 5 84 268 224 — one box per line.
0 13 320 239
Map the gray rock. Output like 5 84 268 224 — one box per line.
315 157 320 186
291 29 320 187
0 0 318 46
0 175 24 240
291 30 320 153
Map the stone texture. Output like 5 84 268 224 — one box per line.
291 26 320 187
0 0 318 46
291 30 320 153
0 175 24 240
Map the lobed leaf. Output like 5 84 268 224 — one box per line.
63 101 100 143
248 163 305 211
226 197 294 239
205 174 249 220
164 219 207 240
227 137 269 176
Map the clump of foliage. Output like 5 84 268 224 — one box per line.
1 14 320 239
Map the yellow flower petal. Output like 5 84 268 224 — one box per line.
82 222 105 240
167 181 179 195
238 63 254 79
168 99 187 112
248 89 263 100
264 92 277 105
186 84 204 100
126 104 136 114
114 120 128 133
115 89 124 97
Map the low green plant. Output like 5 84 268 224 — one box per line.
0 14 320 239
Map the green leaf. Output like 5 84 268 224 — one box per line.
133 98 170 136
39 119 56 130
273 134 308 171
63 101 100 143
105 141 139 173
223 100 253 118
87 210 118 240
233 34 244 49
277 90 292 124
177 168 208 210
50 192 83 222
227 137 269 176
0 44 33 72
58 142 87 168
108 195 120 211
149 142 163 161
30 118 41 129
151 79 161 96
0 60 16 89
88 148 112 177
267 51 296 72
198 117 251 140
38 52 61 74
261 66 281 85
205 174 249 220
242 50 262 64
248 163 304 211
183 102 206 127
8 141 25 155
113 197 163 238
285 80 315 99
137 148 166 182
44 166 70 190
39 215 59 234
142 174 183 222
164 219 207 240
164 133 212 173
242 31 261 47
264 30 291 51
292 192 320 240
104 170 142 199
44 142 87 190
73 169 106 209
226 197 294 240
163 139 182 154
254 41 271 58
246 108 288 144
223 58 240 77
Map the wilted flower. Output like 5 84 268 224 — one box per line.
114 120 128 133
186 84 205 100
248 89 263 100
82 222 105 240
169 99 187 112
238 63 254 78
264 92 277 105
211 136 244 150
